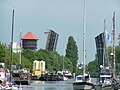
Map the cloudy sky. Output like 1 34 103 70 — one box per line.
0 0 120 64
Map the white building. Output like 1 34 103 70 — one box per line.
12 42 21 53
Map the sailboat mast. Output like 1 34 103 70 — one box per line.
103 19 106 68
112 12 116 78
62 56 64 71
10 9 14 82
19 30 22 64
83 0 86 77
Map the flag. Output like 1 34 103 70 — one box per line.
105 31 111 41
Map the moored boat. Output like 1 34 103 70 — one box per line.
73 74 96 90
95 12 120 90
73 81 96 90
73 0 96 89
0 67 20 90
0 10 22 90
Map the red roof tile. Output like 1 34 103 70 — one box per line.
21 32 39 40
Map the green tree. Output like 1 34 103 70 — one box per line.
22 49 35 62
0 42 73 73
65 36 78 73
0 43 5 62
87 59 98 76
35 49 73 72
118 34 120 46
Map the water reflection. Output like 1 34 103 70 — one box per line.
21 78 97 90
22 80 73 90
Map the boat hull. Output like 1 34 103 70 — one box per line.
73 82 95 90
102 85 114 90
102 82 120 90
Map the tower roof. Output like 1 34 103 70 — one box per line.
21 32 39 40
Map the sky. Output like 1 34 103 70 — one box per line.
0 0 120 64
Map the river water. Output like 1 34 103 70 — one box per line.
21 79 74 90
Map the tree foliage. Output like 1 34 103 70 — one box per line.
65 36 78 73
87 58 98 76
0 43 73 73
35 49 73 72
0 43 5 62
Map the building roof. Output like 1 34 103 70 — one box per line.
21 32 39 40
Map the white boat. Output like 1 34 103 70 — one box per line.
0 10 22 90
75 74 91 82
0 68 20 90
100 72 111 84
100 71 119 90
73 81 96 90
75 75 83 82
0 84 19 90
95 12 120 90
102 12 120 90
99 69 113 90
73 0 96 89
73 74 96 90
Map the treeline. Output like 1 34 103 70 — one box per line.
0 36 79 74
0 43 73 73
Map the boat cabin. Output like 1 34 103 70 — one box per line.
75 75 83 82
100 74 111 83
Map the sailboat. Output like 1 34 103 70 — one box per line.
101 12 120 90
73 0 96 89
95 12 120 90
95 19 113 90
0 10 23 90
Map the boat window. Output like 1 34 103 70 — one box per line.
106 77 111 79
0 65 3 68
76 77 83 80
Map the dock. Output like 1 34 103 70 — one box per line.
39 74 64 81
14 77 31 85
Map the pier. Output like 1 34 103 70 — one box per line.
14 77 31 85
